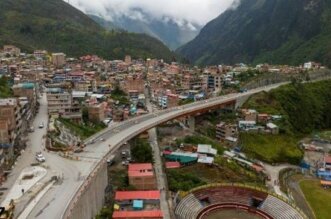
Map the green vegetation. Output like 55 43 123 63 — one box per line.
313 130 331 142
110 86 130 105
0 0 177 61
300 180 331 219
95 207 112 219
167 168 206 191
131 139 153 163
179 99 194 106
108 169 135 191
176 135 225 155
0 76 13 98
241 80 331 164
245 80 331 134
178 0 331 66
240 133 303 164
167 160 263 192
234 69 263 84
58 118 106 140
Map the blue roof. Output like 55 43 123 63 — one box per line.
133 200 143 209
0 143 13 148
21 83 35 89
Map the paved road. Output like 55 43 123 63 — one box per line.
2 82 286 219
145 88 171 219
0 93 49 212
263 163 297 197
0 93 93 219
61 82 291 218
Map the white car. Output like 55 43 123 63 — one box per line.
36 152 45 162
38 122 44 128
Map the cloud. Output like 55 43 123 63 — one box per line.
67 0 237 26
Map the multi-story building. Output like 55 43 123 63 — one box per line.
216 122 238 142
128 163 157 190
88 104 105 123
0 98 21 165
241 109 258 122
123 74 145 93
124 55 132 64
46 88 81 120
52 53 66 67
12 82 37 115
3 45 20 57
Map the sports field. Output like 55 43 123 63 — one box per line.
300 180 331 219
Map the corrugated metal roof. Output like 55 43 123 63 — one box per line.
165 162 181 169
113 210 163 218
115 191 160 201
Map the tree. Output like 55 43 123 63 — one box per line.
131 139 153 163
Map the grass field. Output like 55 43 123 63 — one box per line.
240 133 303 164
300 180 331 219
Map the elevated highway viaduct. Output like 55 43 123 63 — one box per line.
60 82 289 219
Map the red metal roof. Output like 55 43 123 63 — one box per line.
113 210 163 218
128 163 153 171
325 155 331 164
128 163 154 177
115 191 160 201
165 162 181 169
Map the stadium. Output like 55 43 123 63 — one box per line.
175 184 307 219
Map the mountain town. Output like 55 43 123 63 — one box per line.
0 1 331 219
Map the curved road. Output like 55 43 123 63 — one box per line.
28 82 288 219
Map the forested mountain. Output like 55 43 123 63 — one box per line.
0 0 177 61
178 0 331 66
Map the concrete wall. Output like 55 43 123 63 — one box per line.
66 162 108 219
235 95 251 109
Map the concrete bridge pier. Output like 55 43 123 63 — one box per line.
235 95 250 109
187 116 195 132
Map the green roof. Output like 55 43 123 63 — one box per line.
165 154 197 164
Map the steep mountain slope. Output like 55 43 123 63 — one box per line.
88 14 118 31
0 0 176 61
177 0 331 66
109 12 202 50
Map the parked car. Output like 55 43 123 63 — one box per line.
35 152 45 162
38 122 44 129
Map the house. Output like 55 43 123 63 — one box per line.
46 88 81 120
241 109 258 122
257 114 269 124
197 144 217 157
88 104 105 123
266 122 279 135
128 163 157 190
216 122 238 142
52 53 66 67
238 121 256 130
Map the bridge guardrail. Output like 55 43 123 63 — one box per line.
61 78 331 219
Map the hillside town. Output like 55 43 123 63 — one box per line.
0 44 331 219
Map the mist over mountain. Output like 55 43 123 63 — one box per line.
89 11 202 50
178 0 331 66
68 0 236 49
0 0 177 61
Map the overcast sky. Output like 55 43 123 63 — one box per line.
68 0 238 26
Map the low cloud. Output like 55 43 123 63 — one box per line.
67 0 237 26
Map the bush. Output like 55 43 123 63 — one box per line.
167 169 206 192
131 139 153 163
240 133 303 164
